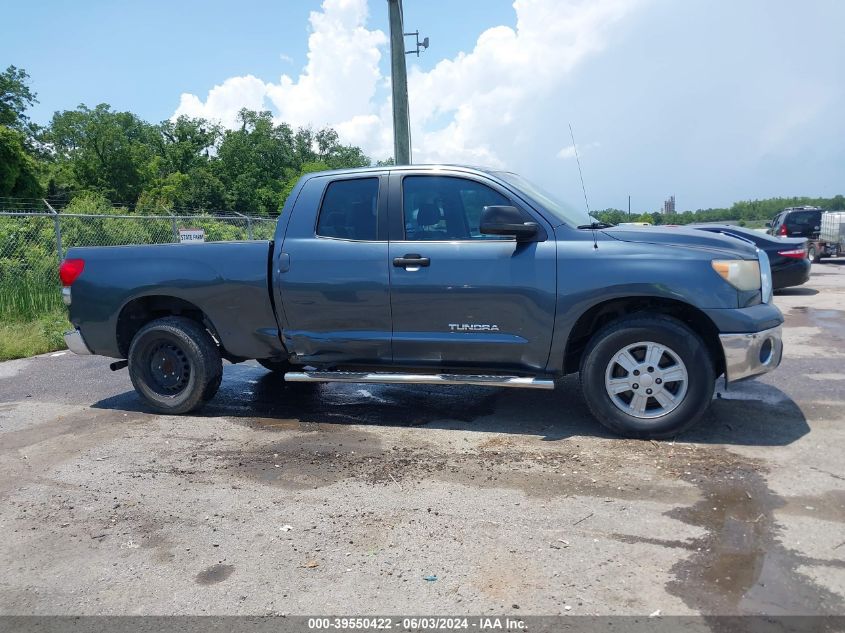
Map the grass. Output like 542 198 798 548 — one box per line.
0 273 69 361
0 308 69 361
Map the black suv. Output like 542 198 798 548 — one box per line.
768 206 823 238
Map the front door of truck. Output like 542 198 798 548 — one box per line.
275 173 392 365
387 172 557 372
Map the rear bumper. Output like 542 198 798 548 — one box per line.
772 259 811 290
720 325 782 384
64 329 93 355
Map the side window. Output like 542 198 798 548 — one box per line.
316 178 379 241
402 176 512 241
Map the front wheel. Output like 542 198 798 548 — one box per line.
128 317 222 414
808 245 821 263
579 314 715 439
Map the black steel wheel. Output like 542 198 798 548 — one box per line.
128 317 222 414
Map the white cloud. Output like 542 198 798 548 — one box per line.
172 0 637 165
173 0 387 135
407 0 638 166
173 75 269 129
265 0 386 129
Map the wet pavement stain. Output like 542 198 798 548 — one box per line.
206 369 502 431
611 449 845 621
786 306 845 350
195 563 235 585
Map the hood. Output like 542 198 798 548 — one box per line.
602 225 759 259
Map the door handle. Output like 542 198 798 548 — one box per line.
278 252 291 273
393 254 430 268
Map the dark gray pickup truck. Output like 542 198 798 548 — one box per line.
61 165 783 438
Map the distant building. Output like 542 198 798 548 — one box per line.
663 195 676 215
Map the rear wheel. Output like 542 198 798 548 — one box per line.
808 245 820 263
579 314 715 439
128 317 222 414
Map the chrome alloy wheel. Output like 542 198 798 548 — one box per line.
603 341 689 419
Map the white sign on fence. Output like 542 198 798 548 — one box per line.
178 228 205 244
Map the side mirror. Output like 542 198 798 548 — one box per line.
765 221 772 228
479 205 539 240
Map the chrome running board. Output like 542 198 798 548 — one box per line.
284 371 555 390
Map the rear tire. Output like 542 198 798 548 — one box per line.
579 314 715 439
128 317 222 414
808 245 820 263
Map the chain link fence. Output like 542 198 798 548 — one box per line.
0 206 277 321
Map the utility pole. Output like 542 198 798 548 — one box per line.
387 0 411 165
628 195 631 218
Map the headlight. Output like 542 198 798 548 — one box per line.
758 249 772 303
711 259 762 292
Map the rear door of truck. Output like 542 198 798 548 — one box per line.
274 172 392 365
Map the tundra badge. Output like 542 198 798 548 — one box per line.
448 324 500 332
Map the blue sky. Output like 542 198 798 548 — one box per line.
3 0 844 211
2 0 511 125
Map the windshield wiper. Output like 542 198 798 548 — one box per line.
576 221 614 229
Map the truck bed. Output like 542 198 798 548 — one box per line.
65 241 284 360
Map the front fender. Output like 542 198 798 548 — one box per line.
546 234 742 373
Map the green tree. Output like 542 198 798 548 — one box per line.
0 65 43 197
153 116 221 175
0 65 37 134
0 126 42 197
47 104 158 203
137 116 225 211
215 110 297 215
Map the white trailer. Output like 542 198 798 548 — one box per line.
809 211 845 261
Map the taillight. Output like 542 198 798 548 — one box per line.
777 248 806 259
778 224 788 236
59 258 85 286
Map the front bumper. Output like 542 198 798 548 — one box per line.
64 328 92 355
719 325 782 384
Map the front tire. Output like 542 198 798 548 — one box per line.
579 314 715 439
808 245 821 263
128 317 222 414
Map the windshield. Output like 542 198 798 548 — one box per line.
492 171 594 227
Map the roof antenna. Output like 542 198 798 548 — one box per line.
569 123 598 249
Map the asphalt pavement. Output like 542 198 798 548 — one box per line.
1 261 843 618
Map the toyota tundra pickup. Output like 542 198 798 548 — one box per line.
60 165 783 438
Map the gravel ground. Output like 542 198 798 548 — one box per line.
0 261 843 617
